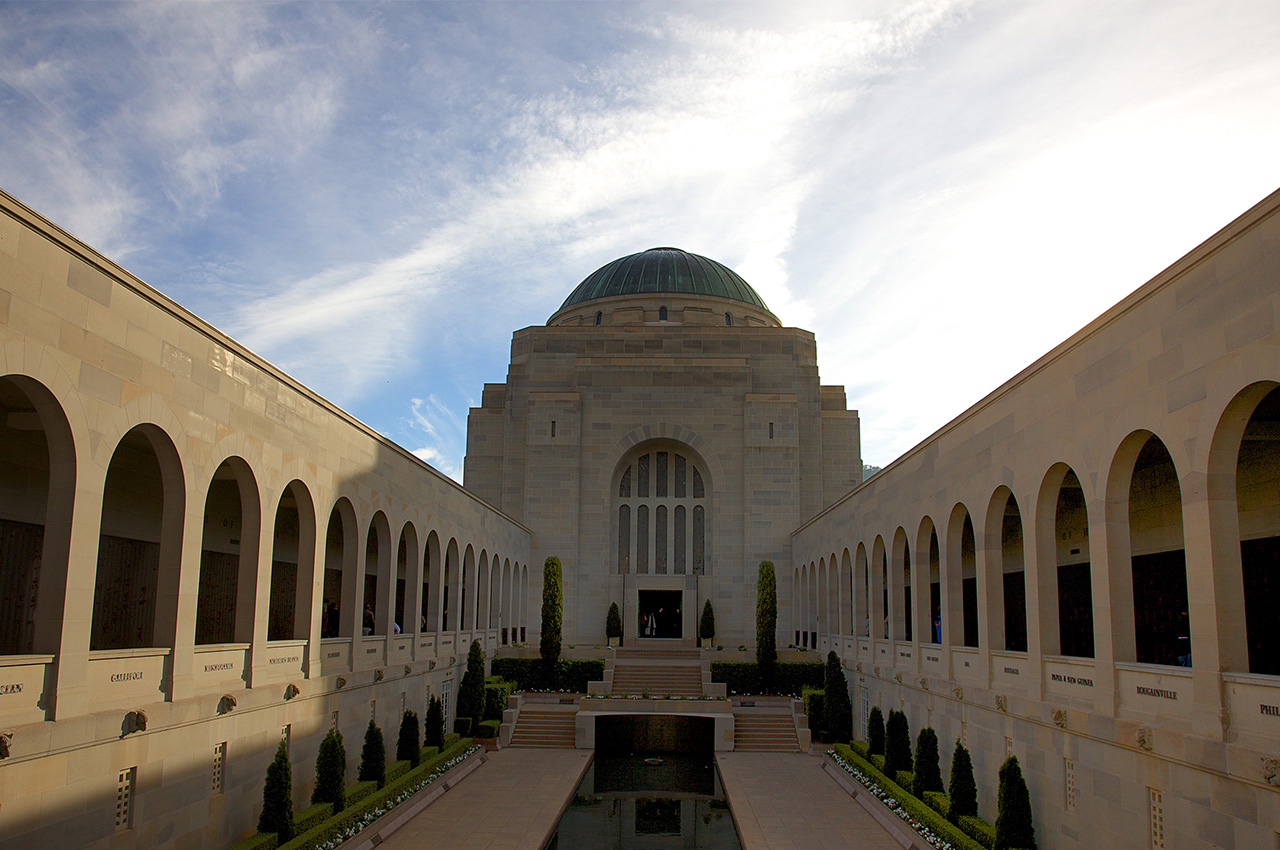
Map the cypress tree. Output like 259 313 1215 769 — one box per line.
823 651 853 744
396 710 421 767
425 696 445 750
311 728 346 814
756 561 777 691
606 602 622 646
540 556 563 687
948 741 978 820
457 639 486 726
358 718 386 788
700 600 716 646
867 705 886 755
884 709 912 779
258 739 294 841
913 727 943 797
995 755 1037 850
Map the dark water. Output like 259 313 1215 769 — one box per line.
544 753 743 850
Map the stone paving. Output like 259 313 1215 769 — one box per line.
368 746 908 850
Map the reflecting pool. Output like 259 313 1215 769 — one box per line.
545 753 743 850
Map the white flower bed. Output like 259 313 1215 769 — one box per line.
827 749 955 850
313 745 482 850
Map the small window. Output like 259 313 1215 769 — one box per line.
595 311 602 326
659 306 668 321
551 420 557 438
725 312 732 326
212 743 226 793
769 422 774 439
116 767 136 830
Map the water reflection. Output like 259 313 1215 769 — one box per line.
545 753 742 850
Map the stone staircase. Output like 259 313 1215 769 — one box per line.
732 704 802 751
609 647 705 697
507 705 577 748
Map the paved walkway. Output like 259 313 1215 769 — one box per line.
373 748 592 850
716 752 904 850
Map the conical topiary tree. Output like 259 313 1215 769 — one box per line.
756 561 777 691
540 556 563 687
425 696 445 750
884 709 912 779
823 651 852 744
397 710 421 767
867 706 886 755
258 739 294 841
606 602 622 647
995 755 1037 850
457 639 486 730
948 741 978 821
912 727 943 798
358 718 386 788
700 600 716 647
311 727 346 814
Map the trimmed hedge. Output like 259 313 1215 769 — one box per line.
802 686 825 740
386 760 410 783
228 834 277 850
489 657 605 692
346 780 377 806
418 745 439 764
484 680 515 721
923 790 951 818
474 719 499 739
444 733 462 750
960 814 996 849
274 739 475 850
709 661 824 696
293 802 331 835
833 744 987 850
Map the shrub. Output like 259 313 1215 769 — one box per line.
923 790 951 818
358 719 385 789
823 651 852 744
484 680 514 721
606 602 622 645
453 717 472 736
867 706 885 755
346 779 377 806
474 719 499 739
258 739 294 841
832 744 986 850
311 728 346 814
385 760 410 783
709 661 823 696
802 686 825 740
913 727 943 797
396 711 420 768
884 710 912 780
949 741 979 820
293 802 331 835
489 656 605 692
425 696 445 750
995 755 1036 850
457 640 486 726
418 745 439 764
444 732 462 749
228 834 278 850
540 556 563 684
700 600 715 645
960 814 996 849
756 562 778 690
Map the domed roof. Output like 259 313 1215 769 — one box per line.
558 247 770 311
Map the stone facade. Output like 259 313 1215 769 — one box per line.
466 284 861 647
0 189 532 850
792 187 1280 849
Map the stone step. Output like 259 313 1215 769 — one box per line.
509 709 577 748
733 711 800 752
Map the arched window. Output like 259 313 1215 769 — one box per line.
658 306 668 321
725 312 732 326
595 311 602 326
615 445 709 574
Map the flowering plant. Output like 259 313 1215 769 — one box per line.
827 748 955 850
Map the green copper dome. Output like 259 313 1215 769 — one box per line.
559 247 769 311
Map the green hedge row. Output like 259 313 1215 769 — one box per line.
228 833 277 850
474 719 499 739
484 680 515 721
833 744 987 850
489 658 604 692
274 739 475 850
959 814 996 849
709 661 824 696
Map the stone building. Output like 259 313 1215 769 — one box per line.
2 175 1279 850
465 247 862 646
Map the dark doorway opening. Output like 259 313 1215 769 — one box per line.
638 590 683 638
596 714 714 755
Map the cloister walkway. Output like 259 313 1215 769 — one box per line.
358 747 907 850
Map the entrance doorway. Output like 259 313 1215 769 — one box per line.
638 589 683 639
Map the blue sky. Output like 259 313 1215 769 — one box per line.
3 1 1279 481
